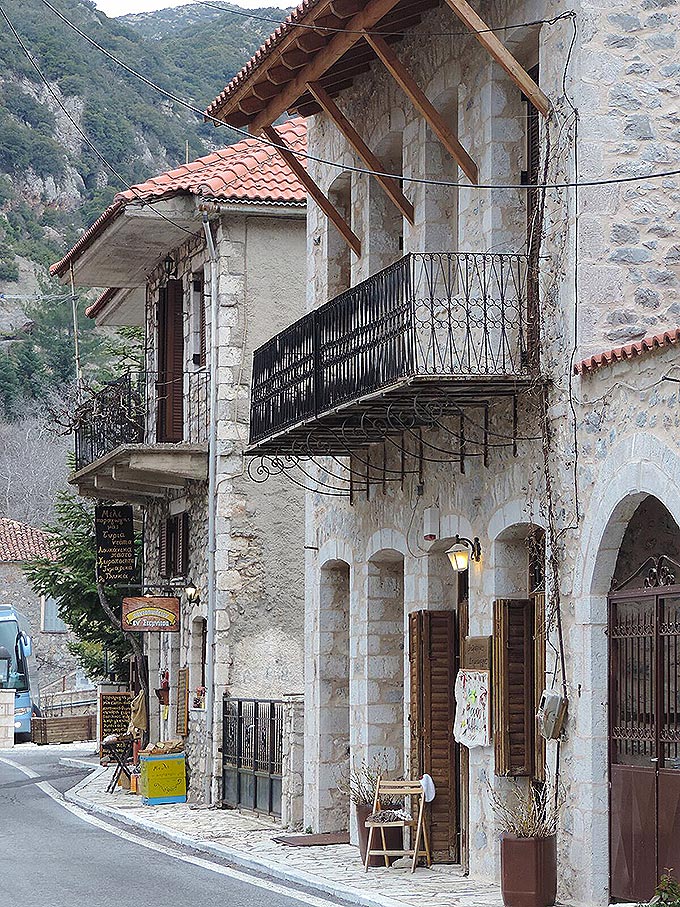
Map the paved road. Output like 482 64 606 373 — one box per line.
0 746 350 907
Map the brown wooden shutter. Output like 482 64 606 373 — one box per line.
409 609 458 861
493 598 534 777
176 511 189 577
159 518 170 579
196 275 206 368
157 278 184 442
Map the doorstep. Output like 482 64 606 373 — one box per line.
64 764 504 907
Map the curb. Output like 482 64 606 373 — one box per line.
63 768 412 907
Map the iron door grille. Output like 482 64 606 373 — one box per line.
222 698 283 817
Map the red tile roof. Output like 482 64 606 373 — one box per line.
85 288 121 320
0 519 56 563
51 118 306 279
574 329 680 375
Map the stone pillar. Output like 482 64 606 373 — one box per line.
282 693 304 831
0 689 15 749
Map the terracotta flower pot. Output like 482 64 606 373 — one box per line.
500 834 557 907
355 803 403 867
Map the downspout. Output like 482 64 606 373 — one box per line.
202 213 219 803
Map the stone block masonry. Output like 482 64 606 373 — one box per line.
0 689 15 748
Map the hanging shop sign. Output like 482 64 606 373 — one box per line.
463 635 492 672
453 669 491 748
95 504 137 584
122 597 180 632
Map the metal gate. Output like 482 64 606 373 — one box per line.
609 558 680 902
222 697 283 816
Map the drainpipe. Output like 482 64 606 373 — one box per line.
202 213 219 803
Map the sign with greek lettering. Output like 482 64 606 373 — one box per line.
122 596 180 632
95 505 137 584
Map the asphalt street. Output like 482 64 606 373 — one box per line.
0 747 351 907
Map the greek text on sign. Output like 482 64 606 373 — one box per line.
122 597 180 632
95 504 136 584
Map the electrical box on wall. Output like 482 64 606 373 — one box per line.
536 688 567 740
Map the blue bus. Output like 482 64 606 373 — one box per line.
0 604 33 741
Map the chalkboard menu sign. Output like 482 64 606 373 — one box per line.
95 505 137 584
175 668 189 737
99 691 132 750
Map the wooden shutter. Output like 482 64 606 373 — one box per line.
159 518 170 579
196 275 206 368
176 511 189 577
409 609 458 861
493 598 534 777
157 278 184 442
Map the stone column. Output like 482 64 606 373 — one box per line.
282 693 305 831
0 689 15 749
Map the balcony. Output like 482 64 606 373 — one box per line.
249 252 534 456
72 370 209 502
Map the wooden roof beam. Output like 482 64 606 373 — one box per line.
307 81 415 224
247 0 403 133
262 124 361 257
363 33 479 185
443 0 550 117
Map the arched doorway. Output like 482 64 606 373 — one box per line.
607 496 680 902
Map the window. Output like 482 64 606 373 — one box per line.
159 512 189 579
191 272 206 368
41 596 68 634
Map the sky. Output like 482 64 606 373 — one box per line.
94 0 276 15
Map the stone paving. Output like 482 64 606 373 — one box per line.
66 759 504 907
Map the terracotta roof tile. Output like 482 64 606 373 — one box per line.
51 118 306 278
0 519 56 563
574 329 680 375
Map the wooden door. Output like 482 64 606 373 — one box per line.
609 585 680 902
157 278 184 442
409 609 458 862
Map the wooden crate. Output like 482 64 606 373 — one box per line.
32 715 96 745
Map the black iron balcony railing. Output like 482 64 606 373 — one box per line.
250 251 531 449
74 370 209 471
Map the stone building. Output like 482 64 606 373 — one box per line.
0 517 74 691
206 1 680 904
51 121 307 808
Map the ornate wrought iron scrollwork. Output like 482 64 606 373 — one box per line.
644 556 676 587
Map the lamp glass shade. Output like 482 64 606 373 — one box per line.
446 543 469 573
185 582 199 603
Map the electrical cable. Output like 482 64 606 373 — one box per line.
33 0 680 193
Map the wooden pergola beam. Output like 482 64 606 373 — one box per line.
247 0 403 134
307 81 415 225
363 33 479 185
443 0 550 117
262 124 361 257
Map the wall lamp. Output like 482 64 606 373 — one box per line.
163 253 178 281
184 580 200 604
446 535 482 573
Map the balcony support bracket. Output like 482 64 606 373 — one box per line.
442 0 551 117
306 81 415 224
262 124 362 256
363 32 478 185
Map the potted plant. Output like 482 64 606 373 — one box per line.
338 754 404 867
490 781 562 907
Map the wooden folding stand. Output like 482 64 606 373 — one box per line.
364 777 431 873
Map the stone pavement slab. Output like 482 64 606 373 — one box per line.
65 764 505 907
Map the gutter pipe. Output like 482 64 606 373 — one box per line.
202 213 219 803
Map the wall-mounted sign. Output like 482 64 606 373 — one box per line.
95 505 137 584
175 667 189 737
463 635 492 671
122 597 180 632
453 669 491 748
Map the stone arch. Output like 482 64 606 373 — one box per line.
367 127 405 273
327 170 352 300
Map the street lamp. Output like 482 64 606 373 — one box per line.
184 580 200 604
446 535 482 572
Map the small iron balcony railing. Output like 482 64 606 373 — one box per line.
250 251 531 445
74 369 209 471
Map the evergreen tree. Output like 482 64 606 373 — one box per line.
0 352 20 419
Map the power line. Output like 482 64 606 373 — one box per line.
194 0 572 39
36 0 680 192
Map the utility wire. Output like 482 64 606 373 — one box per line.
194 0 573 39
35 0 680 193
